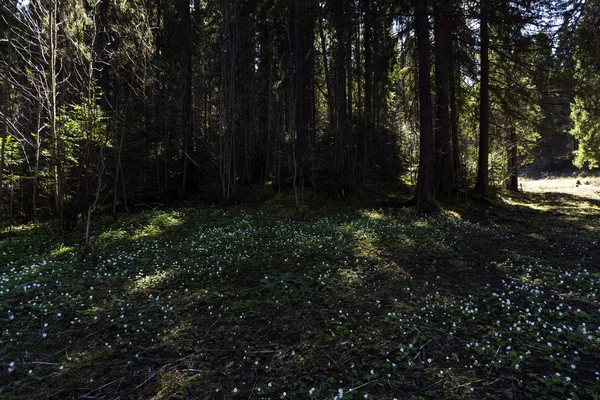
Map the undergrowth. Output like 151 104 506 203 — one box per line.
1 192 599 399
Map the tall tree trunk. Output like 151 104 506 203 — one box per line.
33 104 41 223
0 26 8 194
318 13 336 130
507 124 519 191
293 0 314 212
413 0 437 211
219 0 237 203
363 0 373 125
333 0 348 185
450 56 462 181
346 19 353 120
180 0 193 191
258 17 272 183
475 0 490 195
49 0 63 225
434 0 454 195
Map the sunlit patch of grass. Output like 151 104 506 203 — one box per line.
337 268 364 286
443 209 463 220
361 209 389 221
97 228 129 242
128 268 173 293
131 212 184 240
0 223 38 235
49 245 75 257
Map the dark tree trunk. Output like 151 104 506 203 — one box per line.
363 0 373 125
413 0 437 211
434 0 454 195
450 56 462 180
293 0 315 210
475 0 490 196
332 0 348 183
346 18 353 120
257 17 272 183
179 0 193 191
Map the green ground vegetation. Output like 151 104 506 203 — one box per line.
1 190 599 399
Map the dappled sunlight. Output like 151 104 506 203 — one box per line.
2 201 599 398
128 268 174 294
360 209 390 221
442 209 463 220
49 244 75 257
131 212 185 240
336 267 365 287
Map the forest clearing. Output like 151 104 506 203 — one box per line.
1 181 599 399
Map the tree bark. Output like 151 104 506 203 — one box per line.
413 0 437 211
0 26 8 194
180 0 193 191
475 0 490 196
450 55 462 181
49 0 63 225
363 0 373 125
293 0 315 211
434 0 454 195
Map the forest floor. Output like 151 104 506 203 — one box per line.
1 180 599 399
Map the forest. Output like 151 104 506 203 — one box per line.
1 0 600 399
0 0 598 223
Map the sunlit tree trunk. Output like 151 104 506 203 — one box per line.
49 0 63 225
0 16 9 195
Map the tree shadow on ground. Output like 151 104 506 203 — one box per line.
1 191 599 399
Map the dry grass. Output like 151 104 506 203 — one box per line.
521 177 600 200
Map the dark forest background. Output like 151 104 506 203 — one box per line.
1 0 599 227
